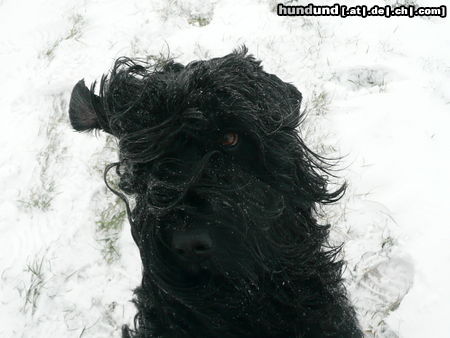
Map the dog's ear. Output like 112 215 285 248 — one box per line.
286 82 303 111
69 79 105 132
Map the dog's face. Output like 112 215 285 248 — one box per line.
69 48 348 337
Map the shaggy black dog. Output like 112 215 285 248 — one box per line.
68 47 362 338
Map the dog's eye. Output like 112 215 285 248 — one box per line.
221 132 239 147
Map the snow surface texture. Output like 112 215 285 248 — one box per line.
0 0 449 337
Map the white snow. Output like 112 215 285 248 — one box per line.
0 0 449 337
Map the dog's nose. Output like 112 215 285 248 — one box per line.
171 229 213 259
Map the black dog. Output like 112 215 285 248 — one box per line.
68 47 362 337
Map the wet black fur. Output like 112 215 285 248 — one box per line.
69 47 362 337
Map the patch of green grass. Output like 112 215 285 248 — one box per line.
347 69 387 92
95 198 126 264
18 185 55 212
21 256 47 315
18 95 67 212
306 90 331 116
91 134 127 264
188 15 211 27
43 13 85 60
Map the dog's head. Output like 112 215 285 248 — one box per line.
69 47 347 336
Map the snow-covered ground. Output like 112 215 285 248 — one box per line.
0 0 449 337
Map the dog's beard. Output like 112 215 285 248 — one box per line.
129 166 329 337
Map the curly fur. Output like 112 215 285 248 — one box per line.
69 47 362 337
